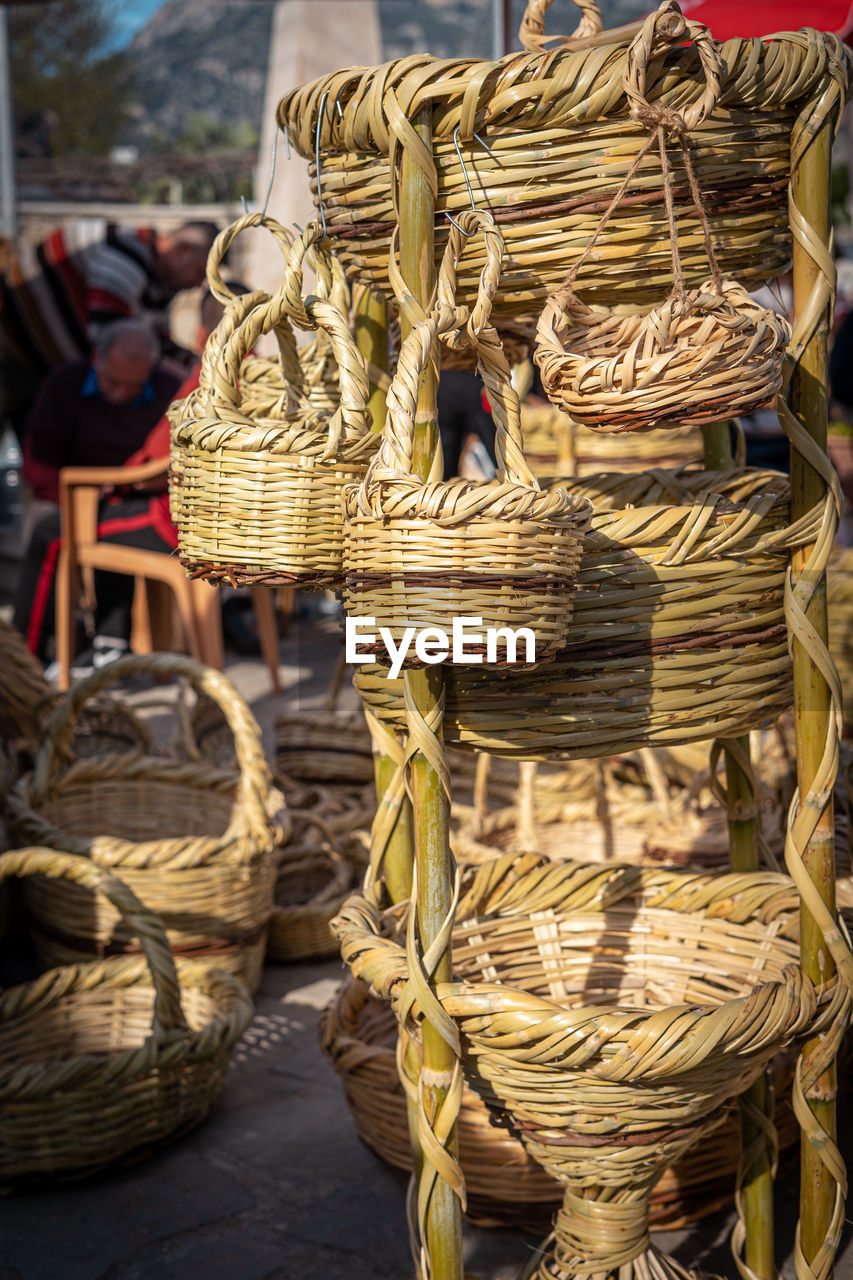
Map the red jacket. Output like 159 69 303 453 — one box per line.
124 363 201 548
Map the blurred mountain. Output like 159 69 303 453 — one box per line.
123 0 651 152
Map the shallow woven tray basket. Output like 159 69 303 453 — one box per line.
277 0 848 321
321 976 798 1233
169 222 378 589
0 848 252 1187
335 855 841 1280
356 466 799 759
5 654 286 994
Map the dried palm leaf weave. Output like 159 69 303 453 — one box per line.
0 619 51 743
334 854 847 1280
5 654 286 993
355 466 806 759
342 209 592 666
533 3 789 434
277 5 848 322
169 222 378 589
268 809 355 963
0 847 252 1186
520 403 704 481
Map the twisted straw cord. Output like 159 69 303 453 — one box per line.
14 654 277 867
518 0 603 53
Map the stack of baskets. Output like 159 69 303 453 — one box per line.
5 653 285 993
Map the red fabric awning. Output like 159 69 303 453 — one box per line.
679 0 853 40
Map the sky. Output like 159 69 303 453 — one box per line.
108 0 165 48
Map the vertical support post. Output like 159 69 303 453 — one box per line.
0 9 17 241
399 105 464 1280
704 422 775 1280
790 112 841 1279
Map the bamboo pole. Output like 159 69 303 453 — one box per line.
399 105 464 1280
790 113 839 1276
703 420 775 1280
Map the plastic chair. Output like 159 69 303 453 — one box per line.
55 459 282 692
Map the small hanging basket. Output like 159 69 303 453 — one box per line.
0 847 252 1186
534 3 790 434
5 654 286 993
343 210 592 667
169 222 378 589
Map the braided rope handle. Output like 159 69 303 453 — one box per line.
0 847 187 1060
205 213 296 303
518 0 603 52
624 1 721 135
29 654 274 852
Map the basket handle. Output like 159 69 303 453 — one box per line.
30 654 274 850
518 0 602 51
374 211 538 490
0 847 188 1043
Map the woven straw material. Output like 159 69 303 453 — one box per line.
334 856 843 1280
277 17 848 321
275 711 374 785
343 210 592 665
5 654 284 993
521 404 703 480
0 848 252 1186
268 810 355 963
169 222 378 589
0 619 51 742
321 977 798 1233
828 545 853 735
535 279 788 434
355 466 802 759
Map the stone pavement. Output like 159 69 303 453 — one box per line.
1 614 851 1279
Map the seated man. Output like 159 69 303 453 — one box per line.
14 319 181 665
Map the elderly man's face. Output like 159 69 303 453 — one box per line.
94 344 152 404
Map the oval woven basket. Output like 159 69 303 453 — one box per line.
343 210 592 666
355 466 800 759
521 404 703 481
169 222 379 589
0 847 252 1187
335 855 842 1280
5 654 285 994
277 1 848 321
321 976 798 1234
268 810 354 963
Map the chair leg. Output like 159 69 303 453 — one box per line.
131 577 154 655
55 541 75 691
145 579 175 652
188 578 224 669
251 586 282 692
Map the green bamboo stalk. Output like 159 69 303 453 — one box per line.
704 422 775 1280
400 105 463 1280
355 284 391 435
790 113 838 1274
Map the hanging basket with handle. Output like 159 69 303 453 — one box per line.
5 653 286 993
0 847 252 1187
533 2 789 434
342 209 592 666
169 222 378 589
277 0 849 324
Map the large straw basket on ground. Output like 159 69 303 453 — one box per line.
0 618 51 742
335 855 842 1280
169 223 378 589
5 654 285 993
267 809 355 963
275 710 374 785
277 1 848 322
321 976 798 1233
356 466 799 759
521 404 703 481
343 211 592 666
0 847 252 1186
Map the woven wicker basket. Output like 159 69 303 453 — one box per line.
321 976 798 1233
275 711 374 785
0 619 52 743
829 545 853 736
343 210 592 666
277 1 848 321
267 810 354 963
0 847 252 1186
335 855 841 1280
169 222 379 589
5 654 285 993
355 466 799 759
520 404 703 481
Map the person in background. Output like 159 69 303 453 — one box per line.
437 368 497 480
23 318 180 506
0 217 219 442
13 319 182 668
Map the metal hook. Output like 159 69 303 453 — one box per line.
241 126 283 218
445 212 472 235
314 89 330 239
452 125 494 214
